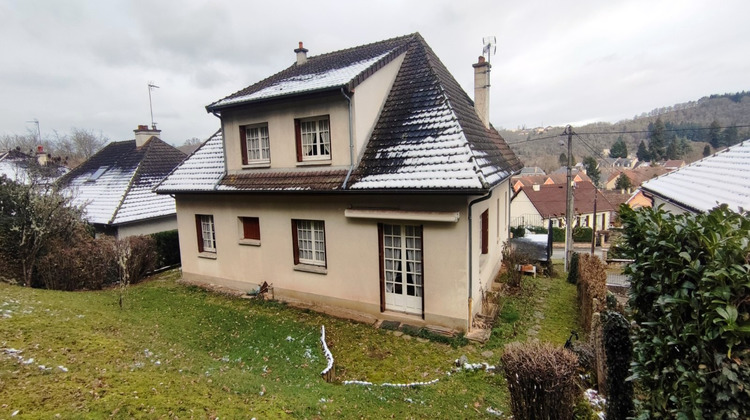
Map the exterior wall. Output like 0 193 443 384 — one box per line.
510 190 542 226
652 196 693 215
96 215 177 239
221 94 351 171
468 180 512 323
351 53 405 156
627 190 652 209
176 193 474 330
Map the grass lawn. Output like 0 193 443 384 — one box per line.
0 267 579 419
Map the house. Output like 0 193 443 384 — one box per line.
662 159 685 170
518 166 546 175
624 189 652 209
155 33 522 331
511 171 590 193
58 125 186 238
0 147 67 184
603 166 669 192
511 181 615 230
640 140 750 214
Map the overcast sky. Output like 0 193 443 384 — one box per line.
2 0 749 145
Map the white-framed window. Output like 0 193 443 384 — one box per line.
241 124 270 164
296 116 331 161
293 219 326 266
196 214 216 253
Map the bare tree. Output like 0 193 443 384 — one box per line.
70 128 107 159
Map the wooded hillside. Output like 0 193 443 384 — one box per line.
502 91 750 173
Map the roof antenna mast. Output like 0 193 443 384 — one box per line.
147 82 160 130
482 36 497 64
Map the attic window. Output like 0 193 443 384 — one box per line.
87 166 108 182
295 116 331 162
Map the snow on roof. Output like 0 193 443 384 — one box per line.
211 52 391 107
60 138 186 225
155 130 224 193
641 140 750 213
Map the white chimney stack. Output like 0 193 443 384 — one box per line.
134 124 161 148
36 145 48 166
472 55 491 129
294 41 308 65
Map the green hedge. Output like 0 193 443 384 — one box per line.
151 230 181 267
510 226 525 238
620 205 750 418
552 226 593 242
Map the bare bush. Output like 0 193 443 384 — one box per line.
36 234 117 290
577 254 607 333
501 241 532 288
502 341 580 420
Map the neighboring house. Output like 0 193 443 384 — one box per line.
519 166 546 175
603 166 669 191
511 171 590 193
0 147 67 184
602 157 638 169
58 126 187 238
625 189 652 209
640 140 750 214
511 181 615 230
155 33 522 332
662 159 685 170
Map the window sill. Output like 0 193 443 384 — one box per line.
198 252 217 260
296 160 332 167
238 239 261 247
293 264 327 275
242 162 271 169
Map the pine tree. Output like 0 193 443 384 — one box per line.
610 136 628 158
615 173 632 192
582 156 601 186
708 120 722 148
723 124 739 147
703 144 711 157
665 140 679 160
636 140 650 161
648 117 667 161
559 153 567 167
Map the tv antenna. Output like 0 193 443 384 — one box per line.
147 82 159 129
482 36 497 64
26 118 41 143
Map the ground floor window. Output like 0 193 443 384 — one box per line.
292 219 326 266
380 223 423 315
196 214 216 253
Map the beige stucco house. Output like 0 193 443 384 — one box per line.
511 182 614 230
156 34 522 331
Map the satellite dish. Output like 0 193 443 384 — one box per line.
482 36 497 63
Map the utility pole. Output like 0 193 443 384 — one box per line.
563 125 575 272
591 187 597 255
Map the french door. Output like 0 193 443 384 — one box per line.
380 224 423 315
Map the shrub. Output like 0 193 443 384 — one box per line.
117 235 157 285
501 241 532 288
567 252 580 284
510 226 525 238
502 341 579 420
577 254 607 333
573 226 593 242
527 225 548 234
620 205 750 418
552 227 566 242
602 311 634 420
151 229 180 267
36 234 117 290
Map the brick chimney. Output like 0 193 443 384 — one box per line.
134 124 161 148
294 41 308 65
472 56 491 129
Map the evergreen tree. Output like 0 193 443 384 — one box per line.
559 153 567 167
678 138 692 156
708 120 722 148
615 173 632 192
636 140 650 161
582 156 601 186
648 117 667 161
610 136 628 158
665 140 679 160
723 124 739 147
703 144 711 157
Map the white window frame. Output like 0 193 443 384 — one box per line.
299 117 331 161
296 220 326 266
245 124 270 163
200 215 216 253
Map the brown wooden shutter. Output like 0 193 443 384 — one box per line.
378 223 385 312
195 215 204 252
243 217 260 240
481 210 489 255
291 219 299 265
294 119 302 162
240 126 248 165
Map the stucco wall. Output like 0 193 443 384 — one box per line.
115 215 177 238
176 193 477 330
652 196 693 215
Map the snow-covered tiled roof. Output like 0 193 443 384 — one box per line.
207 35 412 111
59 138 186 225
0 150 67 185
641 140 750 213
155 130 224 193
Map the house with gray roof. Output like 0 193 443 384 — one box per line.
640 140 750 214
156 34 522 332
59 126 186 238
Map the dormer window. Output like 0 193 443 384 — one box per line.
295 116 331 162
240 123 270 165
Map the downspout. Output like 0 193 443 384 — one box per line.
467 188 493 332
340 88 355 189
